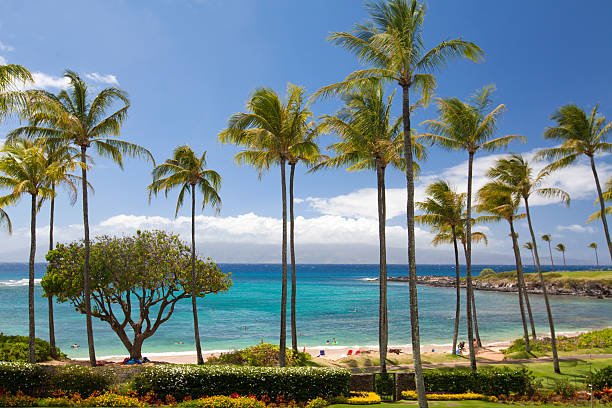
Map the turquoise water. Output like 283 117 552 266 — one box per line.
0 262 610 359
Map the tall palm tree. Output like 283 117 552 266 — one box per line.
0 64 32 119
148 145 221 364
541 234 555 272
587 176 611 223
0 138 69 363
555 243 567 270
218 84 314 367
538 104 612 261
8 70 153 366
523 242 536 269
313 1 482 402
416 180 464 354
317 83 421 372
42 141 80 359
486 153 569 373
588 242 599 267
520 241 539 338
476 181 531 353
420 86 524 369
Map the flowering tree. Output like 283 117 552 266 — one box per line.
42 230 231 359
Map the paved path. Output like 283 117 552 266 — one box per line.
349 353 612 373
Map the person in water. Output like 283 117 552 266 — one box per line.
71 344 79 349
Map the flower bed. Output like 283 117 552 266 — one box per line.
343 392 381 405
401 390 496 401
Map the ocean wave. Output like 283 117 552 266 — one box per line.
0 278 41 287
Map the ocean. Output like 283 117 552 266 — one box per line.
0 262 610 359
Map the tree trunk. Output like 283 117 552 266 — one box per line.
48 187 57 359
547 242 555 272
289 163 298 355
402 83 427 408
191 186 204 365
81 145 96 367
524 197 560 373
509 220 530 353
594 248 599 267
562 252 566 270
471 287 481 347
279 158 288 367
521 270 537 340
376 162 388 373
589 155 612 261
130 336 145 360
28 193 37 364
465 151 476 370
451 226 460 354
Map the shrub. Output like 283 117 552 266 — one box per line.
132 365 350 401
557 328 612 352
176 396 265 408
346 392 380 405
206 343 311 367
588 366 612 391
479 268 495 277
0 362 47 394
503 337 552 355
401 390 493 401
81 392 148 407
305 397 327 408
48 366 112 397
0 333 66 363
0 391 38 407
422 367 535 395
373 373 393 396
552 378 576 399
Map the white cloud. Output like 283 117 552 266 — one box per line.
0 56 6 65
85 73 119 85
557 224 596 234
0 41 14 52
30 72 70 89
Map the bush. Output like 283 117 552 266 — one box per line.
346 392 380 405
0 391 38 407
132 365 350 401
305 397 327 408
557 328 612 352
553 378 576 399
588 366 612 391
0 362 47 394
479 268 495 277
373 373 393 397
48 366 112 397
0 333 65 363
81 392 148 407
422 367 535 395
176 396 265 408
206 343 311 367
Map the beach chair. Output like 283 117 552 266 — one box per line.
346 349 353 356
354 350 361 355
318 350 325 357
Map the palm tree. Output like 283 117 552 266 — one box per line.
516 241 537 339
541 234 555 272
148 146 221 364
555 243 567 270
0 64 32 119
486 153 569 373
588 242 599 267
0 138 70 363
416 180 464 354
42 141 80 359
420 86 524 369
8 70 153 366
0 202 11 233
476 181 531 353
313 1 483 401
587 176 611 223
318 83 420 372
218 84 314 367
538 104 612 261
523 242 536 269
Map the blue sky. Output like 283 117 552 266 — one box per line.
0 0 611 264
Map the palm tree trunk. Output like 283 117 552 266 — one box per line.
376 162 388 373
462 241 480 350
594 248 599 267
523 247 537 338
80 145 96 367
524 197 560 373
465 151 476 370
289 163 298 355
548 242 555 272
28 193 37 364
562 252 566 270
509 220 530 353
402 83 427 408
589 155 612 261
191 186 204 365
451 226 460 355
279 159 288 367
48 186 57 359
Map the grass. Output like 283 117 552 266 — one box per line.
472 270 612 284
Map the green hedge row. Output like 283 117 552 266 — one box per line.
132 365 351 401
0 362 111 396
423 367 535 395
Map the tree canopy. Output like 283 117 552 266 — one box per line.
42 230 231 358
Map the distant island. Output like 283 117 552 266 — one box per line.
379 270 612 299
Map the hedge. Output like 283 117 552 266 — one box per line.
423 367 535 395
131 365 351 401
0 362 111 397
